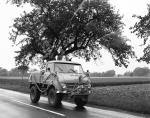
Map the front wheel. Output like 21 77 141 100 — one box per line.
74 95 88 107
48 88 63 107
30 85 41 103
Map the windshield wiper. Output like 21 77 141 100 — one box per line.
68 69 77 73
56 66 63 72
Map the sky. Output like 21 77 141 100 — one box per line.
0 0 150 74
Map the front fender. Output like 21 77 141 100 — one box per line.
46 73 62 92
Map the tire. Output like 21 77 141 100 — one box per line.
74 95 88 107
48 88 63 107
30 85 41 103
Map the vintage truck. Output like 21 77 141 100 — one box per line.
28 60 91 107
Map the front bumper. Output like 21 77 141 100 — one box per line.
59 84 91 96
56 90 67 94
75 85 91 94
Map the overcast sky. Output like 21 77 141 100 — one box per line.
0 0 150 74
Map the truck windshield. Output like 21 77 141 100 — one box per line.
55 63 83 74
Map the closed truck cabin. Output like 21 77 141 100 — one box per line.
29 61 91 107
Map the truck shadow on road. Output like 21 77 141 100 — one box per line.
30 101 89 118
74 106 86 111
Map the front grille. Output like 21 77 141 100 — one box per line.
66 83 77 92
65 83 90 95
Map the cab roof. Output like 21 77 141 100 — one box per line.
47 60 81 65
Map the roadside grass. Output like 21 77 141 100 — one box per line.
90 76 150 87
0 79 29 93
0 78 150 114
88 84 150 114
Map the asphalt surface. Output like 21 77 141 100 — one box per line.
0 88 149 118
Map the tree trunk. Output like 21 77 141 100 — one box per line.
57 55 63 60
22 72 24 80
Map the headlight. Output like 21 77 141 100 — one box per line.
61 83 67 89
88 83 91 88
81 85 84 88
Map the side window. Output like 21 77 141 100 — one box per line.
46 63 53 72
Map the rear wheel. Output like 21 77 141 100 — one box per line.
48 88 63 107
30 85 41 103
74 95 88 107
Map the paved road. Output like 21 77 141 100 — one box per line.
0 89 148 118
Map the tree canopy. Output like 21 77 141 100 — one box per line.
9 0 134 67
131 4 150 63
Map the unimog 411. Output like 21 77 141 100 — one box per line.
29 61 91 107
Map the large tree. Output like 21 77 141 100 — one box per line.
131 4 150 63
9 0 134 67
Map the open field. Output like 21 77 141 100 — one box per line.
0 76 28 80
89 84 150 114
1 77 150 114
90 76 150 87
0 78 29 93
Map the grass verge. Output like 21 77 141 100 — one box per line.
88 84 150 114
0 78 150 114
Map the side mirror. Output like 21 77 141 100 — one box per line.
85 70 90 77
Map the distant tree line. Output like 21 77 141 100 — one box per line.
123 67 150 77
0 66 150 77
90 70 116 77
90 67 150 77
